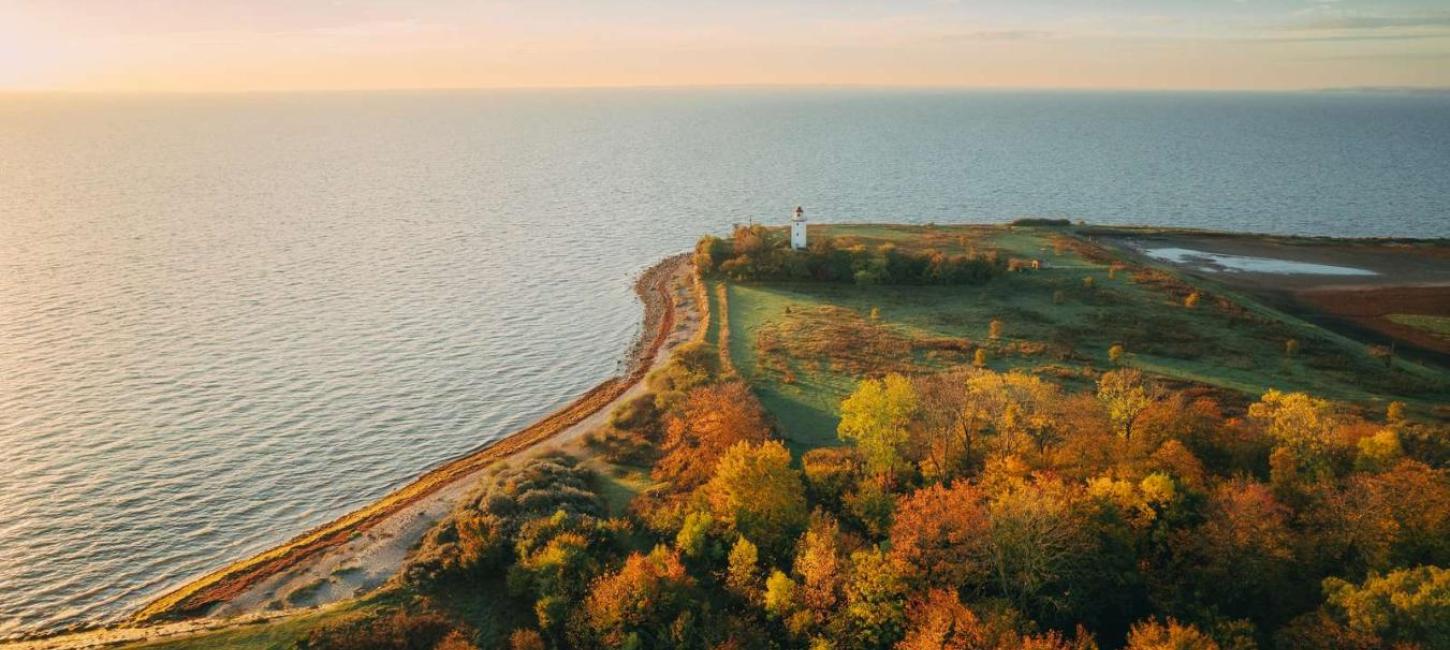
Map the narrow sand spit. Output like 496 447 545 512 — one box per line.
4 255 700 650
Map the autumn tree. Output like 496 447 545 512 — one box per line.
839 373 920 475
1123 618 1220 650
1322 565 1450 649
909 370 976 482
763 570 799 620
899 589 992 650
889 481 992 589
1097 369 1154 441
1355 429 1403 471
1366 460 1450 566
901 589 1093 650
793 513 850 631
1386 401 1407 424
655 381 772 489
1174 479 1296 624
694 235 728 273
584 546 698 648
986 475 1092 618
674 511 715 560
703 440 809 556
508 629 546 650
1249 389 1340 479
726 536 763 601
841 547 909 648
960 370 1067 459
509 510 635 640
847 473 899 537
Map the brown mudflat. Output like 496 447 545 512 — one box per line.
1296 285 1450 355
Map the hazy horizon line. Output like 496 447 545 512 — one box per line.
4 82 1449 97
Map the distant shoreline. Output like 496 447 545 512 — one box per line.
125 253 690 627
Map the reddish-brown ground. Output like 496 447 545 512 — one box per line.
1295 285 1450 355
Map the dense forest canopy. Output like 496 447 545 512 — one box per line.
299 336 1450 649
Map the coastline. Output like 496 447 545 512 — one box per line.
116 253 691 626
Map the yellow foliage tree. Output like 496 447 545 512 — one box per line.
838 374 919 475
1249 389 1338 477
703 440 809 555
1097 369 1154 441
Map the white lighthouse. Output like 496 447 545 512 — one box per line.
790 206 808 250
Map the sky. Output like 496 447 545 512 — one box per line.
2 0 1448 92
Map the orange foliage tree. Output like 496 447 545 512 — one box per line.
654 381 771 489
889 481 992 589
584 546 697 648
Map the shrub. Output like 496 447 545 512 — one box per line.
405 454 603 584
801 447 863 508
1011 217 1072 227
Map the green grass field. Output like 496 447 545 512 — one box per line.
725 225 1450 451
1388 313 1450 339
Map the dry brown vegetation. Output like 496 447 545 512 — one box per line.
754 305 923 379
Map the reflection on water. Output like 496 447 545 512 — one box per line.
1 89 1447 638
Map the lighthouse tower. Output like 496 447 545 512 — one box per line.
790 206 808 250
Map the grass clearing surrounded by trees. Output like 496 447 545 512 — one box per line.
724 224 1450 451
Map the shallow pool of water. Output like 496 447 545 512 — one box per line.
1142 247 1378 276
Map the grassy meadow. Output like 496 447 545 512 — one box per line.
723 224 1449 452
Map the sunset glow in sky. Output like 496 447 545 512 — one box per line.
3 0 1449 92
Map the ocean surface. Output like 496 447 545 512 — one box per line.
1 89 1448 638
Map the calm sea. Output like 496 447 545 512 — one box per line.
1 89 1447 637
